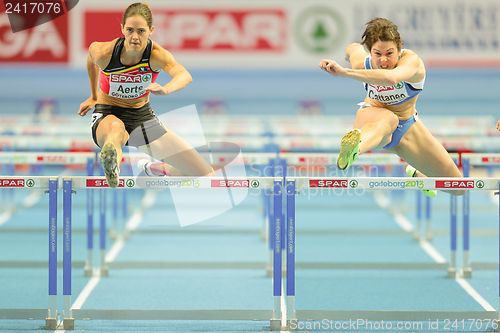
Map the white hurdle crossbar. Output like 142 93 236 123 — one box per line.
282 176 500 330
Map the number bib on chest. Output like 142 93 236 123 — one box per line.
366 82 410 105
108 73 153 99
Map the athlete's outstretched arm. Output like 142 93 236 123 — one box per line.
79 42 100 116
344 43 367 69
147 47 193 95
320 52 421 86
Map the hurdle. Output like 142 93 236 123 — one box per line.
60 176 280 330
281 176 500 330
3 112 497 143
0 176 58 330
0 152 103 278
461 153 500 278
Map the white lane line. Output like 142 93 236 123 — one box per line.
455 277 495 311
70 191 156 311
125 190 156 233
419 239 446 263
54 319 65 332
375 192 495 311
393 211 414 233
71 272 102 310
373 192 413 232
0 207 14 225
489 191 499 206
22 191 42 207
373 191 390 209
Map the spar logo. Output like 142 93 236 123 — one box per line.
297 156 330 164
435 180 475 189
370 84 395 92
36 155 68 163
309 179 348 188
211 179 250 188
0 13 69 63
0 178 26 187
294 6 346 53
369 82 404 92
110 74 142 83
155 9 286 51
86 179 125 188
481 156 500 164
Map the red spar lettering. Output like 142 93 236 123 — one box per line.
309 179 348 188
110 74 142 83
0 179 25 187
436 180 475 189
212 179 249 187
86 179 125 188
155 10 286 51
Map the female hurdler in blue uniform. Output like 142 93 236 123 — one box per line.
320 18 463 196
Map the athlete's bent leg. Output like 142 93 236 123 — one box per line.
353 106 399 153
337 106 398 170
137 128 214 177
394 120 464 195
95 115 129 187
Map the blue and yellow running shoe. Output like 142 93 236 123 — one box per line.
337 129 361 170
405 165 437 198
100 143 120 188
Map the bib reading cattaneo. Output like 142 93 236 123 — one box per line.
362 54 424 105
99 38 160 100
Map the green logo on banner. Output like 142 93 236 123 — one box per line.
349 180 358 188
294 6 346 54
476 180 484 189
126 179 135 188
251 180 260 188
26 179 35 187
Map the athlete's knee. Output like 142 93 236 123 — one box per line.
98 115 124 132
385 113 399 132
205 167 215 177
108 120 126 133
364 117 397 136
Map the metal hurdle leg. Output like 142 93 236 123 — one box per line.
461 158 472 278
260 160 270 242
266 159 276 277
63 179 75 330
84 158 94 277
45 179 58 330
496 182 500 332
285 180 297 330
270 180 283 331
414 191 422 240
110 190 118 240
279 158 287 279
121 190 127 239
100 189 109 276
448 195 458 278
425 196 433 241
